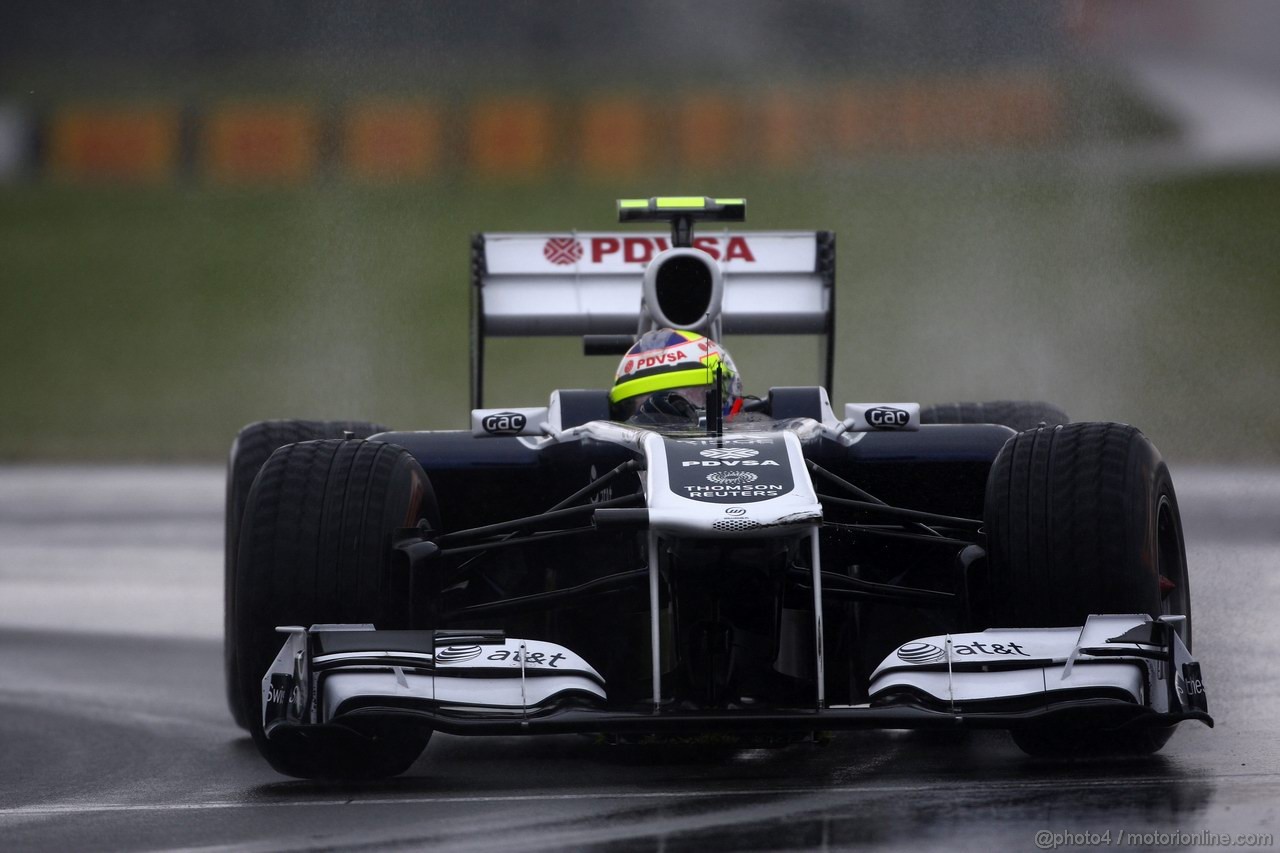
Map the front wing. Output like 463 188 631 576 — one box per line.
261 615 1211 740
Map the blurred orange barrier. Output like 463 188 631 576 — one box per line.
829 85 897 154
344 102 441 182
756 92 809 170
468 97 554 179
895 82 929 152
899 80 970 152
48 105 178 183
40 76 1066 187
897 79 998 151
917 76 1063 148
828 74 1063 157
203 104 318 184
676 94 737 172
929 78 1001 149
578 97 649 180
994 77 1062 144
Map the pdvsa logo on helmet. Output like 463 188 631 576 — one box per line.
543 237 583 265
633 351 688 370
482 412 527 434
866 407 910 428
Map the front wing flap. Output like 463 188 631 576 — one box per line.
868 614 1209 720
261 615 1210 740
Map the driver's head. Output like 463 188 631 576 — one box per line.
610 329 742 422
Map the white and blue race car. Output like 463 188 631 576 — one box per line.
223 197 1208 778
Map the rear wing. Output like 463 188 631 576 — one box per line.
470 230 835 408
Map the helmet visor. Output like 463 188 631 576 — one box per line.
613 386 709 421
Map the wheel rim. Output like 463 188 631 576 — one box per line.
1156 494 1191 648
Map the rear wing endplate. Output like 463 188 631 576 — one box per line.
470 230 836 408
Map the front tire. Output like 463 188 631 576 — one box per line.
224 420 388 729
983 423 1192 756
233 439 437 779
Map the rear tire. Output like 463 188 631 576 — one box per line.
922 401 1069 432
224 420 388 729
983 423 1192 756
233 439 437 779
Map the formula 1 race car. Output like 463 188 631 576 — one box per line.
224 197 1210 779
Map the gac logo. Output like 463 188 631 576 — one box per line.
482 412 527 434
866 407 910 428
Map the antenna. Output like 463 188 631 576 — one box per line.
707 363 723 438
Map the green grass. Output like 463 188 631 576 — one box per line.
2 168 1278 462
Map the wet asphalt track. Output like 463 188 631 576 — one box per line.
1 466 1277 852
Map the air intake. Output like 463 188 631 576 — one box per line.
642 248 723 334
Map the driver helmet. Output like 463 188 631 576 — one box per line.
610 328 742 421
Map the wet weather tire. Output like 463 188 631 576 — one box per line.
224 420 388 729
983 423 1192 756
921 401 1069 432
232 439 437 779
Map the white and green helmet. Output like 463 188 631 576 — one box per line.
610 328 743 419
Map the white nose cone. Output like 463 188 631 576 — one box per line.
643 431 822 537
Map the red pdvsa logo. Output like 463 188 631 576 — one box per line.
591 237 756 264
632 351 688 370
543 237 584 265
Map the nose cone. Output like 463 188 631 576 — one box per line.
643 431 822 537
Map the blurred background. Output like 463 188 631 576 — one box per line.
1 0 1276 462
